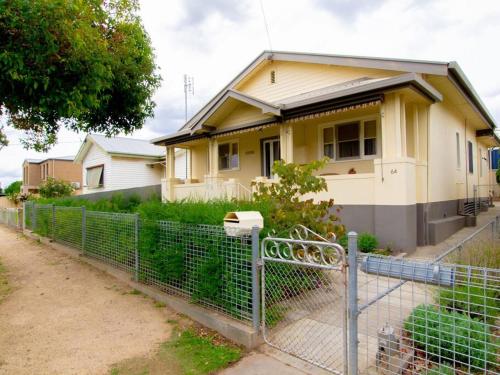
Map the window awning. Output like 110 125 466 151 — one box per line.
86 166 103 188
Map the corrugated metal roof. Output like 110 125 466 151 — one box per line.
90 134 164 157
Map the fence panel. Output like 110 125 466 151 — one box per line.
84 211 137 273
0 208 20 229
24 202 33 230
32 204 53 237
438 217 499 269
54 207 83 250
138 220 254 321
354 256 499 375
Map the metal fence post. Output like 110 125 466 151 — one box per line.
81 206 86 254
22 202 26 232
52 204 56 240
32 203 36 232
348 231 358 375
134 214 139 282
251 225 261 331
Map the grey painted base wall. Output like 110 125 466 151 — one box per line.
77 184 161 201
332 204 417 254
333 198 489 252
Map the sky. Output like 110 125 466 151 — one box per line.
1 0 500 188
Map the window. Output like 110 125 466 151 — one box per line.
479 148 483 177
218 142 239 170
323 127 334 159
364 120 377 156
468 141 474 174
86 165 104 188
322 118 378 160
456 132 461 169
337 122 360 159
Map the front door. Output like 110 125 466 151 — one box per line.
262 139 280 178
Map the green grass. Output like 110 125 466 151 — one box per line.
163 329 241 375
0 259 10 304
108 328 241 375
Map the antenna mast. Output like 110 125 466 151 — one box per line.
184 74 194 122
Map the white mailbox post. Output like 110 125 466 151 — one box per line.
223 211 264 237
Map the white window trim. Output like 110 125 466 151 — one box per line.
218 140 240 171
318 115 381 162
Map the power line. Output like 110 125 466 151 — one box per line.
259 0 273 51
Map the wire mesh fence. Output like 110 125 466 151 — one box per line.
354 256 499 375
139 220 254 320
20 202 256 323
0 208 21 229
437 217 500 269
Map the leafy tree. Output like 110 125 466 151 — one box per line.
39 177 74 198
253 158 344 239
4 180 21 195
0 0 161 151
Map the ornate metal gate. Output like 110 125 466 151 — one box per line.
261 225 348 374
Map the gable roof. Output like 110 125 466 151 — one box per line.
173 50 495 132
151 72 444 145
75 134 164 163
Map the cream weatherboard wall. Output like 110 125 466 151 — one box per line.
428 100 491 204
235 60 401 102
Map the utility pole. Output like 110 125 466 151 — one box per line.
184 74 194 122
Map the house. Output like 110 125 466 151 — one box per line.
152 51 499 252
74 134 187 194
21 156 82 195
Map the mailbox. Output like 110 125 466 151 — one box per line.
223 211 263 237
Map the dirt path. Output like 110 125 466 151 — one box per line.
0 226 173 375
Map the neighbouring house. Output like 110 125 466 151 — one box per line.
21 156 82 195
74 134 187 195
489 148 500 198
152 51 499 252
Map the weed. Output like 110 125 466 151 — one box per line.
0 259 10 303
162 329 241 374
154 301 166 308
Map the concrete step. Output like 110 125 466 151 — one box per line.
428 215 466 245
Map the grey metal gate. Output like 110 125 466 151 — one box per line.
261 225 348 374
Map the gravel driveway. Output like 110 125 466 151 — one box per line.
0 226 172 375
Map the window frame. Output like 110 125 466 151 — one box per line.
467 141 474 174
319 116 380 162
85 164 104 188
218 141 240 171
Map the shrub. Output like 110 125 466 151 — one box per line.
437 283 499 325
357 232 378 252
39 177 74 198
253 158 344 238
404 304 496 371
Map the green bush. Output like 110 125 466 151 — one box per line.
437 283 499 325
336 232 379 252
357 232 378 252
404 304 497 371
